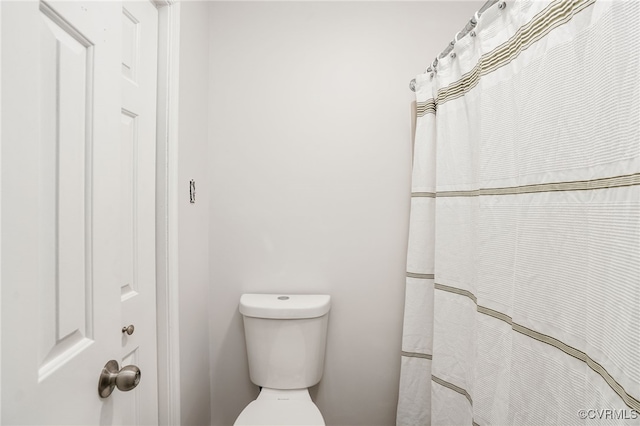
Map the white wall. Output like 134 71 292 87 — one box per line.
207 2 482 425
177 2 211 425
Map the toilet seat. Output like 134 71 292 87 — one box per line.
234 400 325 426
234 388 325 426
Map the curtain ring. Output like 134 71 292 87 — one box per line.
470 11 481 37
451 31 462 58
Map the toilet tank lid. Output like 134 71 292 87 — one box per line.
239 294 331 319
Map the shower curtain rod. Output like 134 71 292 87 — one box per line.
409 0 502 92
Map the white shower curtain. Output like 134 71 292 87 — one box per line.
397 1 640 425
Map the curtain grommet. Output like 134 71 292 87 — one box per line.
498 1 506 10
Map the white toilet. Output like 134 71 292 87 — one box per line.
234 293 331 426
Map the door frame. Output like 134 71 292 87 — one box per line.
154 1 181 425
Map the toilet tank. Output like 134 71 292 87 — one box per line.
239 294 331 390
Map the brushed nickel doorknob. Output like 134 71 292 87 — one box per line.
98 360 141 398
116 365 141 391
122 324 135 335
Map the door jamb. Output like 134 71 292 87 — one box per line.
154 1 181 425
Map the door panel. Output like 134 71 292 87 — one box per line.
38 1 94 381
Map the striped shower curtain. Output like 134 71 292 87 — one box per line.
397 1 640 425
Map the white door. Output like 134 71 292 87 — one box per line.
1 1 159 424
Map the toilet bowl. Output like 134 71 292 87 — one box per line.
234 388 324 426
234 294 331 426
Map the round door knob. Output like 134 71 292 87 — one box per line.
98 360 142 398
122 324 135 335
115 365 141 392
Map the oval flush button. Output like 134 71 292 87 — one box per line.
277 296 289 300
